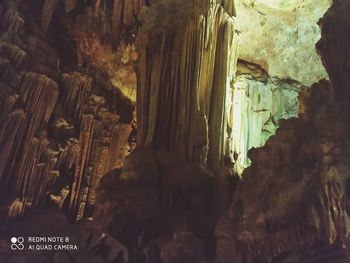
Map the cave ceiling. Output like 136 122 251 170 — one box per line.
237 0 330 85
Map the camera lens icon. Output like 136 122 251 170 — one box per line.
11 237 24 250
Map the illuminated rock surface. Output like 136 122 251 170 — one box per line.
237 0 330 85
230 0 331 174
231 71 300 173
136 0 238 171
216 1 350 262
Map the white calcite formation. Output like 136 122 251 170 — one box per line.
230 0 331 174
231 74 300 174
237 0 330 85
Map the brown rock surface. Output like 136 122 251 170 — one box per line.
0 0 134 224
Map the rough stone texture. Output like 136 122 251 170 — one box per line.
0 0 134 223
85 1 241 261
64 0 78 13
160 231 208 263
229 0 331 175
72 31 138 102
230 61 301 173
95 147 214 262
2 0 350 262
137 0 239 172
69 0 142 102
316 0 350 102
236 0 330 86
70 0 145 47
41 0 60 33
216 80 350 262
216 1 350 262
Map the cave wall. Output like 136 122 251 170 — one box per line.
0 0 134 223
89 1 240 261
231 71 300 173
40 0 146 45
228 0 331 174
215 0 350 262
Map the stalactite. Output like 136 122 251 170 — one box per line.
123 0 143 25
111 0 125 49
0 0 134 223
16 134 60 212
137 0 239 170
7 198 25 219
0 110 27 187
70 116 132 221
26 36 60 71
19 73 59 122
3 9 24 38
217 0 237 17
56 139 80 171
61 72 93 122
41 0 60 34
0 58 18 90
0 84 18 117
69 114 95 218
64 0 78 13
215 1 350 261
0 71 60 217
0 41 27 69
208 15 238 170
95 0 102 16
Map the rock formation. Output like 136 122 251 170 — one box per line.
216 1 350 262
236 0 329 85
136 0 238 172
88 0 239 261
1 0 350 262
0 0 134 224
230 0 331 174
232 62 301 173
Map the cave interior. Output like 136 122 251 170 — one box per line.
1 0 350 262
